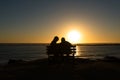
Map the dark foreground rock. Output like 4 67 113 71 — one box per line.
0 58 120 80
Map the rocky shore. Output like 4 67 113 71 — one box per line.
0 56 120 80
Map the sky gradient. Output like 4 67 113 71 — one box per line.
0 0 120 43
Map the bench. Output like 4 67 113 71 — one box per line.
46 45 76 62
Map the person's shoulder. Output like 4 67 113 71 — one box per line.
66 41 72 45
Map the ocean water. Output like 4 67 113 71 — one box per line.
76 45 120 59
0 44 47 64
0 43 120 64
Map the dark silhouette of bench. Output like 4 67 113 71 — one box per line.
46 45 76 62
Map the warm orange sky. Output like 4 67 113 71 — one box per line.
0 0 120 43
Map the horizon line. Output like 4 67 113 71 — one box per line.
0 42 120 44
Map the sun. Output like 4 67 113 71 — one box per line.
67 30 82 44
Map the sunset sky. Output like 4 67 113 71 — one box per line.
0 0 120 43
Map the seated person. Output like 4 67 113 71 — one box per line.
50 36 59 46
60 37 72 57
49 36 60 57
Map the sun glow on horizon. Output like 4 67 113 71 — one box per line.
67 30 82 44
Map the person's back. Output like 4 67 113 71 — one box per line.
60 37 72 56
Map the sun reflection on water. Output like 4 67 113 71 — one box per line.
75 45 81 56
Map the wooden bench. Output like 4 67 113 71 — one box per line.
46 45 76 62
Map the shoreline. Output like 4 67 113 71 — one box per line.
0 55 119 65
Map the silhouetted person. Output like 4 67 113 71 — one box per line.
49 36 59 57
50 36 59 46
60 37 72 57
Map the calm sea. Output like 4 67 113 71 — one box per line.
0 43 120 64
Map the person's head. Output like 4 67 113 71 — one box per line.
53 36 59 42
61 37 65 42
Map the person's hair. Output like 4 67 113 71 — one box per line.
61 37 65 42
54 36 59 41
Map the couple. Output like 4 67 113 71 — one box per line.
50 36 72 57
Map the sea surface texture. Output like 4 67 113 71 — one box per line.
0 43 120 64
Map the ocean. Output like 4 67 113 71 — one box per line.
0 43 120 64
